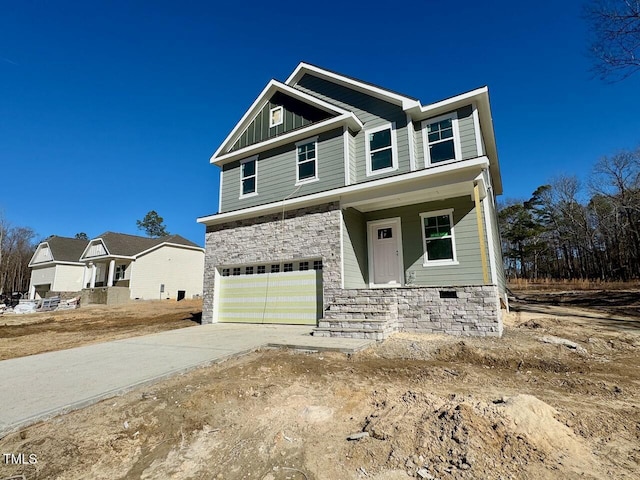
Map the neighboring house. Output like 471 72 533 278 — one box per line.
79 232 204 304
28 236 89 299
198 62 506 339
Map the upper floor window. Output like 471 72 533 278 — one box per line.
295 137 318 184
420 209 458 265
422 112 462 165
365 123 398 176
269 106 283 128
240 156 257 198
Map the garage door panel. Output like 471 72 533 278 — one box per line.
218 270 321 325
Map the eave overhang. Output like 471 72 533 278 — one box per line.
198 156 490 226
210 79 360 165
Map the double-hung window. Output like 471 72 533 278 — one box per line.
420 209 458 265
295 137 318 184
365 123 398 176
422 112 461 165
240 156 257 197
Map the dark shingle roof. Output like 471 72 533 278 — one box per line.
96 232 201 257
46 236 89 262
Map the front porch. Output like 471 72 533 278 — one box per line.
81 259 132 305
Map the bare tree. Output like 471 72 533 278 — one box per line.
586 0 640 80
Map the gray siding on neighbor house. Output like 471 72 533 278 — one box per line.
220 128 344 213
230 92 332 152
345 196 487 287
342 208 368 288
487 195 506 293
415 105 478 167
295 74 411 184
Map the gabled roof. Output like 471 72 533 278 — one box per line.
211 79 363 165
81 232 202 260
29 236 88 266
286 62 422 110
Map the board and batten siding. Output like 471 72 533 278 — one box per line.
129 246 204 300
340 196 489 287
220 128 345 213
415 105 478 168
294 74 411 184
230 92 332 152
342 208 368 288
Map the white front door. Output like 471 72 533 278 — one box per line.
369 218 403 285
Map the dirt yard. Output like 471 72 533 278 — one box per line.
0 299 202 361
1 291 639 479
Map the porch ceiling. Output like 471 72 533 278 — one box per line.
341 167 487 213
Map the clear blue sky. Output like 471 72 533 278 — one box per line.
2 1 639 246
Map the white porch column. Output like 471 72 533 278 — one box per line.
107 259 116 287
29 285 36 300
90 262 97 288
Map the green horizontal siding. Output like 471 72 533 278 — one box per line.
221 128 345 213
295 74 411 184
342 208 368 288
361 196 486 286
415 105 478 166
218 270 321 325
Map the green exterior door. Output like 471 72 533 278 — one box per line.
217 269 322 325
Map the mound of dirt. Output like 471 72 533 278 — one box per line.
347 391 602 479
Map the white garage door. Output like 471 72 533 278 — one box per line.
217 265 322 325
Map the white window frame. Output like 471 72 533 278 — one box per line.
420 208 459 266
365 122 398 177
269 105 283 128
295 136 319 185
422 112 462 167
239 155 258 199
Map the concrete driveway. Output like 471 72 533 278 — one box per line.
0 323 370 437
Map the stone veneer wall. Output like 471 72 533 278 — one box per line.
323 285 502 338
202 202 342 324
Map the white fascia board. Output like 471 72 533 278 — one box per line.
408 87 489 120
285 62 421 110
79 238 110 261
134 242 205 259
80 255 136 263
211 113 363 166
210 79 356 162
28 242 49 267
198 157 490 226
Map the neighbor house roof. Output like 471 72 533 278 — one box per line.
46 236 89 262
95 232 201 257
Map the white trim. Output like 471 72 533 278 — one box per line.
365 122 398 177
239 155 258 199
295 136 319 185
406 114 417 171
211 79 357 161
339 209 345 289
482 193 498 285
198 156 491 225
422 112 462 167
420 208 459 266
367 217 404 287
342 126 350 186
269 105 283 128
472 102 484 157
218 168 224 212
285 62 421 110
414 87 489 118
213 113 362 166
212 267 221 323
80 238 110 261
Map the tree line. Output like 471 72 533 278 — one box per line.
499 146 640 281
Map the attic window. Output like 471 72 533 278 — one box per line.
269 106 283 128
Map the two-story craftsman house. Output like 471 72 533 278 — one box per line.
198 63 506 339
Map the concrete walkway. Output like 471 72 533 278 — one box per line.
0 324 371 437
